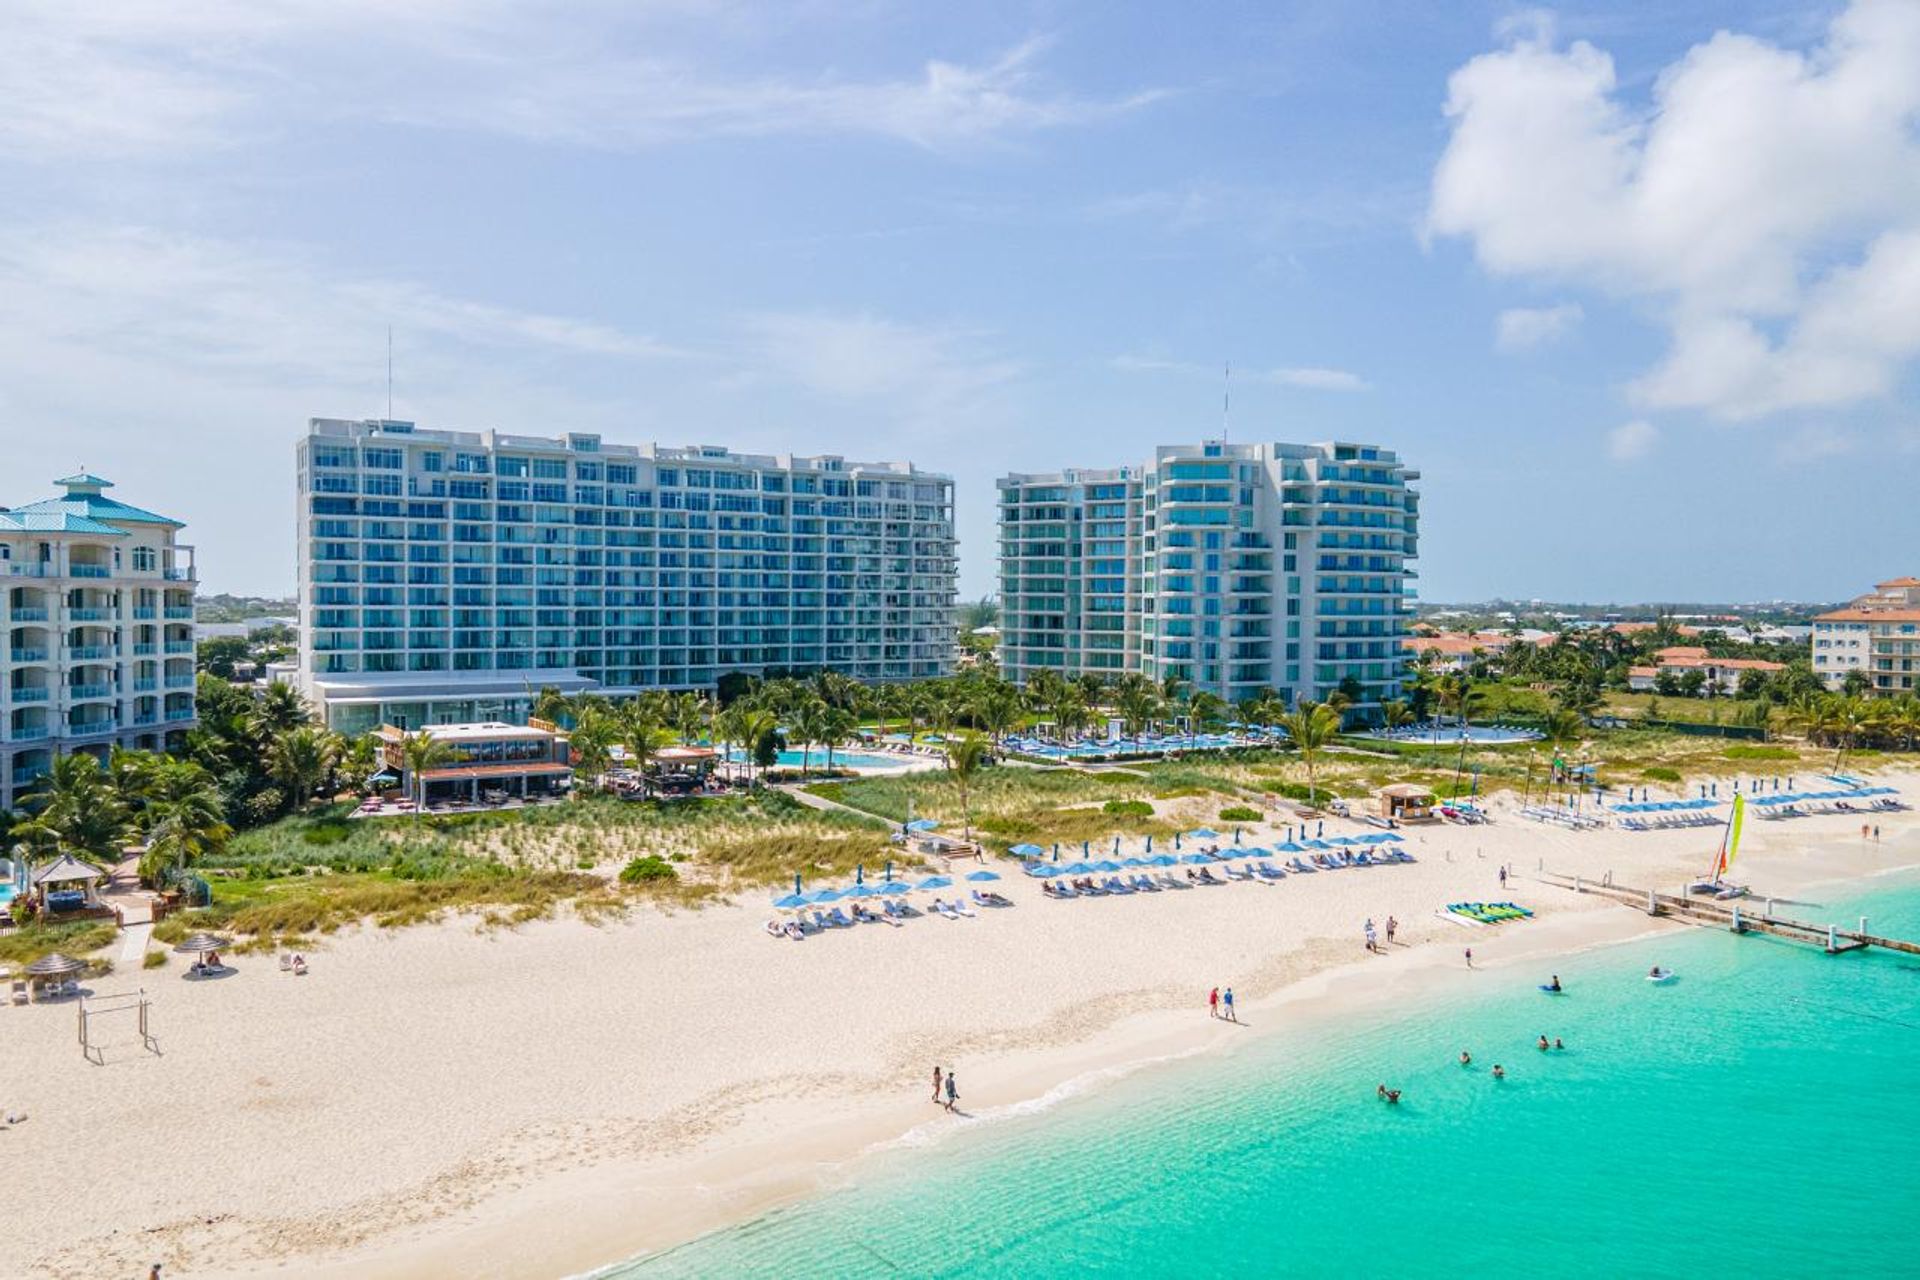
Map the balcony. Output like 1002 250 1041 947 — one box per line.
133 643 157 655
69 565 111 579
164 675 195 689
69 608 112 621
10 726 51 742
10 688 49 703
164 641 194 654
9 648 49 662
9 607 49 621
11 763 50 786
68 719 119 738
164 607 194 620
165 708 196 722
164 568 196 581
67 683 114 700
133 678 157 691
133 607 156 619
68 645 115 660
4 565 51 578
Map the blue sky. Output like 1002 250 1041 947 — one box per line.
3 1 1914 604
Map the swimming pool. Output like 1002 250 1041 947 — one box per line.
723 747 909 771
1006 733 1278 761
1359 721 1543 745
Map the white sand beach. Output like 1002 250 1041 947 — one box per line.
5 774 1917 1280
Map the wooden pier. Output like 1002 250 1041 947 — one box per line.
1533 870 1920 957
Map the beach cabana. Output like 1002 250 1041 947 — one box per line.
24 951 87 1000
28 853 111 917
1375 784 1437 824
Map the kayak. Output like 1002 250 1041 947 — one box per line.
1538 985 1565 995
1646 970 1677 984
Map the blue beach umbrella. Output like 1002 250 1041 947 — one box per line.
844 883 882 899
915 876 952 891
875 881 911 896
1113 836 1122 854
1378 832 1404 843
1180 853 1214 865
806 888 844 904
1277 842 1304 853
1060 862 1095 876
905 818 938 833
1121 857 1148 868
1010 843 1044 857
1186 828 1219 840
773 893 809 910
794 873 803 896
1149 854 1177 867
856 864 865 884
1174 832 1182 849
1093 860 1122 873
966 870 1001 882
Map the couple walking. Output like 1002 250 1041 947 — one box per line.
930 1065 959 1111
1208 985 1237 1022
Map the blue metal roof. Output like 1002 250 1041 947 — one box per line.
6 474 182 528
0 511 129 536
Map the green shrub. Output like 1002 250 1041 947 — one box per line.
302 821 353 846
619 855 678 884
143 950 167 969
1642 766 1682 782
1264 781 1317 802
1722 744 1796 762
1103 799 1154 817
1219 805 1263 823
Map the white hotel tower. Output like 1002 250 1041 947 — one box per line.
1 474 199 810
295 419 957 733
998 440 1419 717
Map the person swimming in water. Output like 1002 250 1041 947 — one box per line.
1491 1064 1506 1079
1554 1037 1565 1050
1538 1035 1550 1051
1459 1050 1472 1066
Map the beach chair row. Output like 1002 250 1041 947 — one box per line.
1518 805 1605 830
765 891 1010 939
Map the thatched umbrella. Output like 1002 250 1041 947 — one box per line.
171 933 231 956
24 953 85 978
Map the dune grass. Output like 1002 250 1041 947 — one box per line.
0 919 119 968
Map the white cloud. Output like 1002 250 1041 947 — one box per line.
1773 423 1857 463
0 6 1157 159
1495 302 1583 351
1429 0 1920 419
1111 356 1370 391
1607 419 1659 461
745 312 1022 426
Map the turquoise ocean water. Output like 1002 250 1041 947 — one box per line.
608 872 1920 1278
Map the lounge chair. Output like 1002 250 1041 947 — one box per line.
812 910 834 931
765 919 785 938
279 953 293 971
1103 876 1131 894
952 898 977 917
829 907 855 928
1257 861 1286 880
1130 874 1158 892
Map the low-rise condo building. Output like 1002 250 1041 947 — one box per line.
1812 577 1920 696
1 474 198 810
376 720 572 804
297 419 957 733
1625 646 1786 694
998 440 1419 716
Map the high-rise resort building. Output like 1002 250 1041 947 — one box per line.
1812 576 1920 697
998 440 1419 718
1 474 198 810
295 419 957 734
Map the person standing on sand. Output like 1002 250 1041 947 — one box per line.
1223 987 1236 1022
1499 865 1508 889
944 1070 958 1112
1386 916 1398 945
1209 986 1220 1019
1874 825 1881 843
1465 947 1474 969
932 1065 943 1103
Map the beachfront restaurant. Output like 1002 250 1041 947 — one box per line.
1375 783 1437 824
377 722 573 805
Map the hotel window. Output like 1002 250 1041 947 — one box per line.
132 546 156 571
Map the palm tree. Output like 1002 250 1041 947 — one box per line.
334 734 381 796
974 685 1022 744
399 730 461 814
819 707 859 772
16 753 133 862
1114 673 1161 737
791 697 829 775
567 708 618 787
252 680 312 737
267 726 336 811
615 699 674 786
944 733 990 845
1279 701 1341 806
1540 709 1584 796
1381 699 1416 732
1187 691 1228 745
731 708 778 786
139 760 230 886
530 685 572 726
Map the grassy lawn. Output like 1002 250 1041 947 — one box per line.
0 919 120 969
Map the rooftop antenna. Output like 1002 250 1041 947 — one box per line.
1222 361 1231 442
386 325 394 421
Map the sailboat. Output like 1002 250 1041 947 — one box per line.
1688 793 1749 899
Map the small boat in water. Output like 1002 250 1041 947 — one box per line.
1646 967 1677 984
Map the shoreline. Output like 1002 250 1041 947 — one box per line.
12 779 1918 1280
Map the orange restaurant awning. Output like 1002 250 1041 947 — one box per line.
417 763 572 782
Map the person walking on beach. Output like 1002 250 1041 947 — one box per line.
1385 916 1398 945
944 1070 958 1113
1874 825 1881 843
1223 987 1236 1023
1364 919 1378 953
1464 947 1473 969
931 1065 943 1104
1499 865 1508 889
1209 986 1220 1019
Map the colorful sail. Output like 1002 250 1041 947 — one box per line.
1716 794 1746 879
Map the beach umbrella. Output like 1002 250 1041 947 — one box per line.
1180 853 1214 865
1316 821 1324 837
1378 832 1403 842
773 893 810 910
1304 840 1331 850
24 953 85 978
1277 842 1304 853
874 881 911 896
1185 828 1219 840
1059 862 1095 876
856 864 865 885
1149 854 1177 867
794 873 803 896
1234 828 1243 844
1092 860 1121 873
171 932 232 956
842 884 882 900
915 876 953 891
905 819 938 833
805 888 844 904
966 870 1001 882
1009 843 1044 857
1121 857 1148 868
